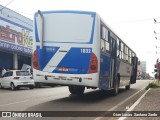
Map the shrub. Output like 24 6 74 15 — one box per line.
145 83 159 90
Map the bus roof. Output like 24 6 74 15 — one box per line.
34 10 136 56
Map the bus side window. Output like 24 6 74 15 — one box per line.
117 39 120 58
105 41 110 51
101 26 109 52
129 50 131 64
110 38 112 51
125 46 129 62
120 42 124 60
101 39 105 51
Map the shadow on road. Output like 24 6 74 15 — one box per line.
26 88 138 111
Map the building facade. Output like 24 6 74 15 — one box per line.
140 61 146 73
137 61 147 79
0 5 33 71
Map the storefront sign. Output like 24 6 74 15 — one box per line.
0 40 32 55
0 16 33 55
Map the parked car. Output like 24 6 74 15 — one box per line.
0 70 35 90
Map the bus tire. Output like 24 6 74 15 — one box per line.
125 84 130 90
69 86 85 95
112 77 119 96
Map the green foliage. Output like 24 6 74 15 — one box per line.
155 74 157 79
145 82 160 90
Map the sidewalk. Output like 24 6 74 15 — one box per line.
125 85 160 120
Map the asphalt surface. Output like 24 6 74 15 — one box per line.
124 87 160 120
0 80 152 120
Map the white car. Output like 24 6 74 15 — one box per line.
0 70 35 90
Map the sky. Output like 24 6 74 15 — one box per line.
1 0 160 75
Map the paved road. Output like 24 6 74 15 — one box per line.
0 80 152 120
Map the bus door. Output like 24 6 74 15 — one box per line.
109 38 117 88
131 56 138 84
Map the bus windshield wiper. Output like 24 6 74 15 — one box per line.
37 10 44 49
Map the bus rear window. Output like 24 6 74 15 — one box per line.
16 71 31 76
36 13 95 43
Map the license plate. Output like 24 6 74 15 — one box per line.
23 82 28 84
58 67 69 72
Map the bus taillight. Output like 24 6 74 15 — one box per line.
88 53 98 73
32 50 40 70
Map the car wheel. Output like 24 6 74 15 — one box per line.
0 83 3 89
10 83 16 91
35 83 41 88
29 86 34 89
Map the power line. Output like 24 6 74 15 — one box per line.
13 9 33 16
7 15 33 26
0 0 16 12
111 17 155 23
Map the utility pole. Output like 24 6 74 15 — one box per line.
154 18 160 85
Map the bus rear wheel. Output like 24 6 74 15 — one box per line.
112 77 119 96
125 84 130 90
69 86 85 95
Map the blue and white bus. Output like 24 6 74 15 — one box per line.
33 10 138 95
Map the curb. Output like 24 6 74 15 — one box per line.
118 88 151 120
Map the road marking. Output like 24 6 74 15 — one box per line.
118 88 151 120
0 100 28 107
94 87 145 120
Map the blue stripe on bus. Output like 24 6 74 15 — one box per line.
36 46 59 70
53 48 92 74
34 10 96 16
100 54 111 76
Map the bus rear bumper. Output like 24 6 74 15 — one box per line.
33 70 99 87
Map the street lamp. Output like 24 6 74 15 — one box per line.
154 18 160 24
155 37 160 40
156 51 160 54
155 45 160 48
154 31 160 34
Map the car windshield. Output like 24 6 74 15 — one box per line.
16 71 31 76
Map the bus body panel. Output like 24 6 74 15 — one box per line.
117 59 132 87
33 10 137 91
99 54 111 90
33 11 100 88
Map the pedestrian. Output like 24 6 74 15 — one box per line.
27 67 31 73
2 67 6 76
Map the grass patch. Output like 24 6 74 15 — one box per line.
145 82 160 90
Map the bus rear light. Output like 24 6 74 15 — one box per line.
71 77 80 79
88 78 92 80
46 75 52 77
30 77 33 79
32 50 40 70
88 53 98 73
14 77 19 79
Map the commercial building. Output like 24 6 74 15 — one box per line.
137 61 147 79
0 5 33 70
140 61 146 73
